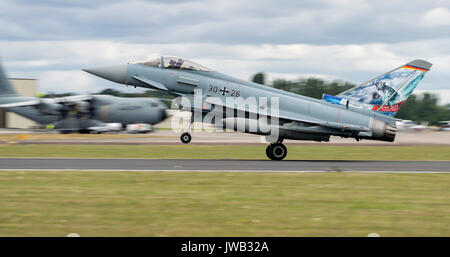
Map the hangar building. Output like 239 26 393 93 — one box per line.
0 78 38 129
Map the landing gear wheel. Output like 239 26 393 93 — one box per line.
266 144 274 159
266 143 287 160
180 132 192 144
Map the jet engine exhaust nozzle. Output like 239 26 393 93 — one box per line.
369 118 396 142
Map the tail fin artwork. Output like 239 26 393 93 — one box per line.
323 60 432 117
0 60 18 96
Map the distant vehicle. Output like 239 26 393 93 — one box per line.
88 123 122 134
395 120 429 132
438 121 450 131
84 56 431 160
0 61 168 133
126 123 153 133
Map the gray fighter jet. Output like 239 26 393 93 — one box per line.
0 62 167 133
84 56 432 160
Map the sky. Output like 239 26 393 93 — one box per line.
1 0 449 103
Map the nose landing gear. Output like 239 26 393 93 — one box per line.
180 115 193 144
266 143 287 160
180 132 192 144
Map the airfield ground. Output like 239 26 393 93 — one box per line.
1 170 450 236
0 144 449 161
0 130 449 236
0 129 450 146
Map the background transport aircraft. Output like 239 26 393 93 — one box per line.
84 56 432 160
0 62 168 133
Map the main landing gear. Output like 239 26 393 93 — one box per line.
266 142 287 161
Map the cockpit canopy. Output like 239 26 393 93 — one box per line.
134 56 211 72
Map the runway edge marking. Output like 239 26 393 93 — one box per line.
0 168 448 173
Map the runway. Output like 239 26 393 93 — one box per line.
2 130 450 146
0 158 449 173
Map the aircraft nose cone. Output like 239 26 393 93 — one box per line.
82 65 127 84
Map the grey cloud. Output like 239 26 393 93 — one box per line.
0 0 448 95
15 0 123 8
1 0 448 44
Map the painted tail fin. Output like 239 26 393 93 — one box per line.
0 60 18 96
323 60 432 117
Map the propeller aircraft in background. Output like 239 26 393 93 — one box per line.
0 62 168 133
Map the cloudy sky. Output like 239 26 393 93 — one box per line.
1 0 449 102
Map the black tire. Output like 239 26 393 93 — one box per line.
266 143 287 160
180 132 192 144
266 144 274 160
79 129 90 134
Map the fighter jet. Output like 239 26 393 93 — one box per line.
0 62 168 133
84 56 432 160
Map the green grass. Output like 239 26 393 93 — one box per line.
0 144 449 160
1 170 450 236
